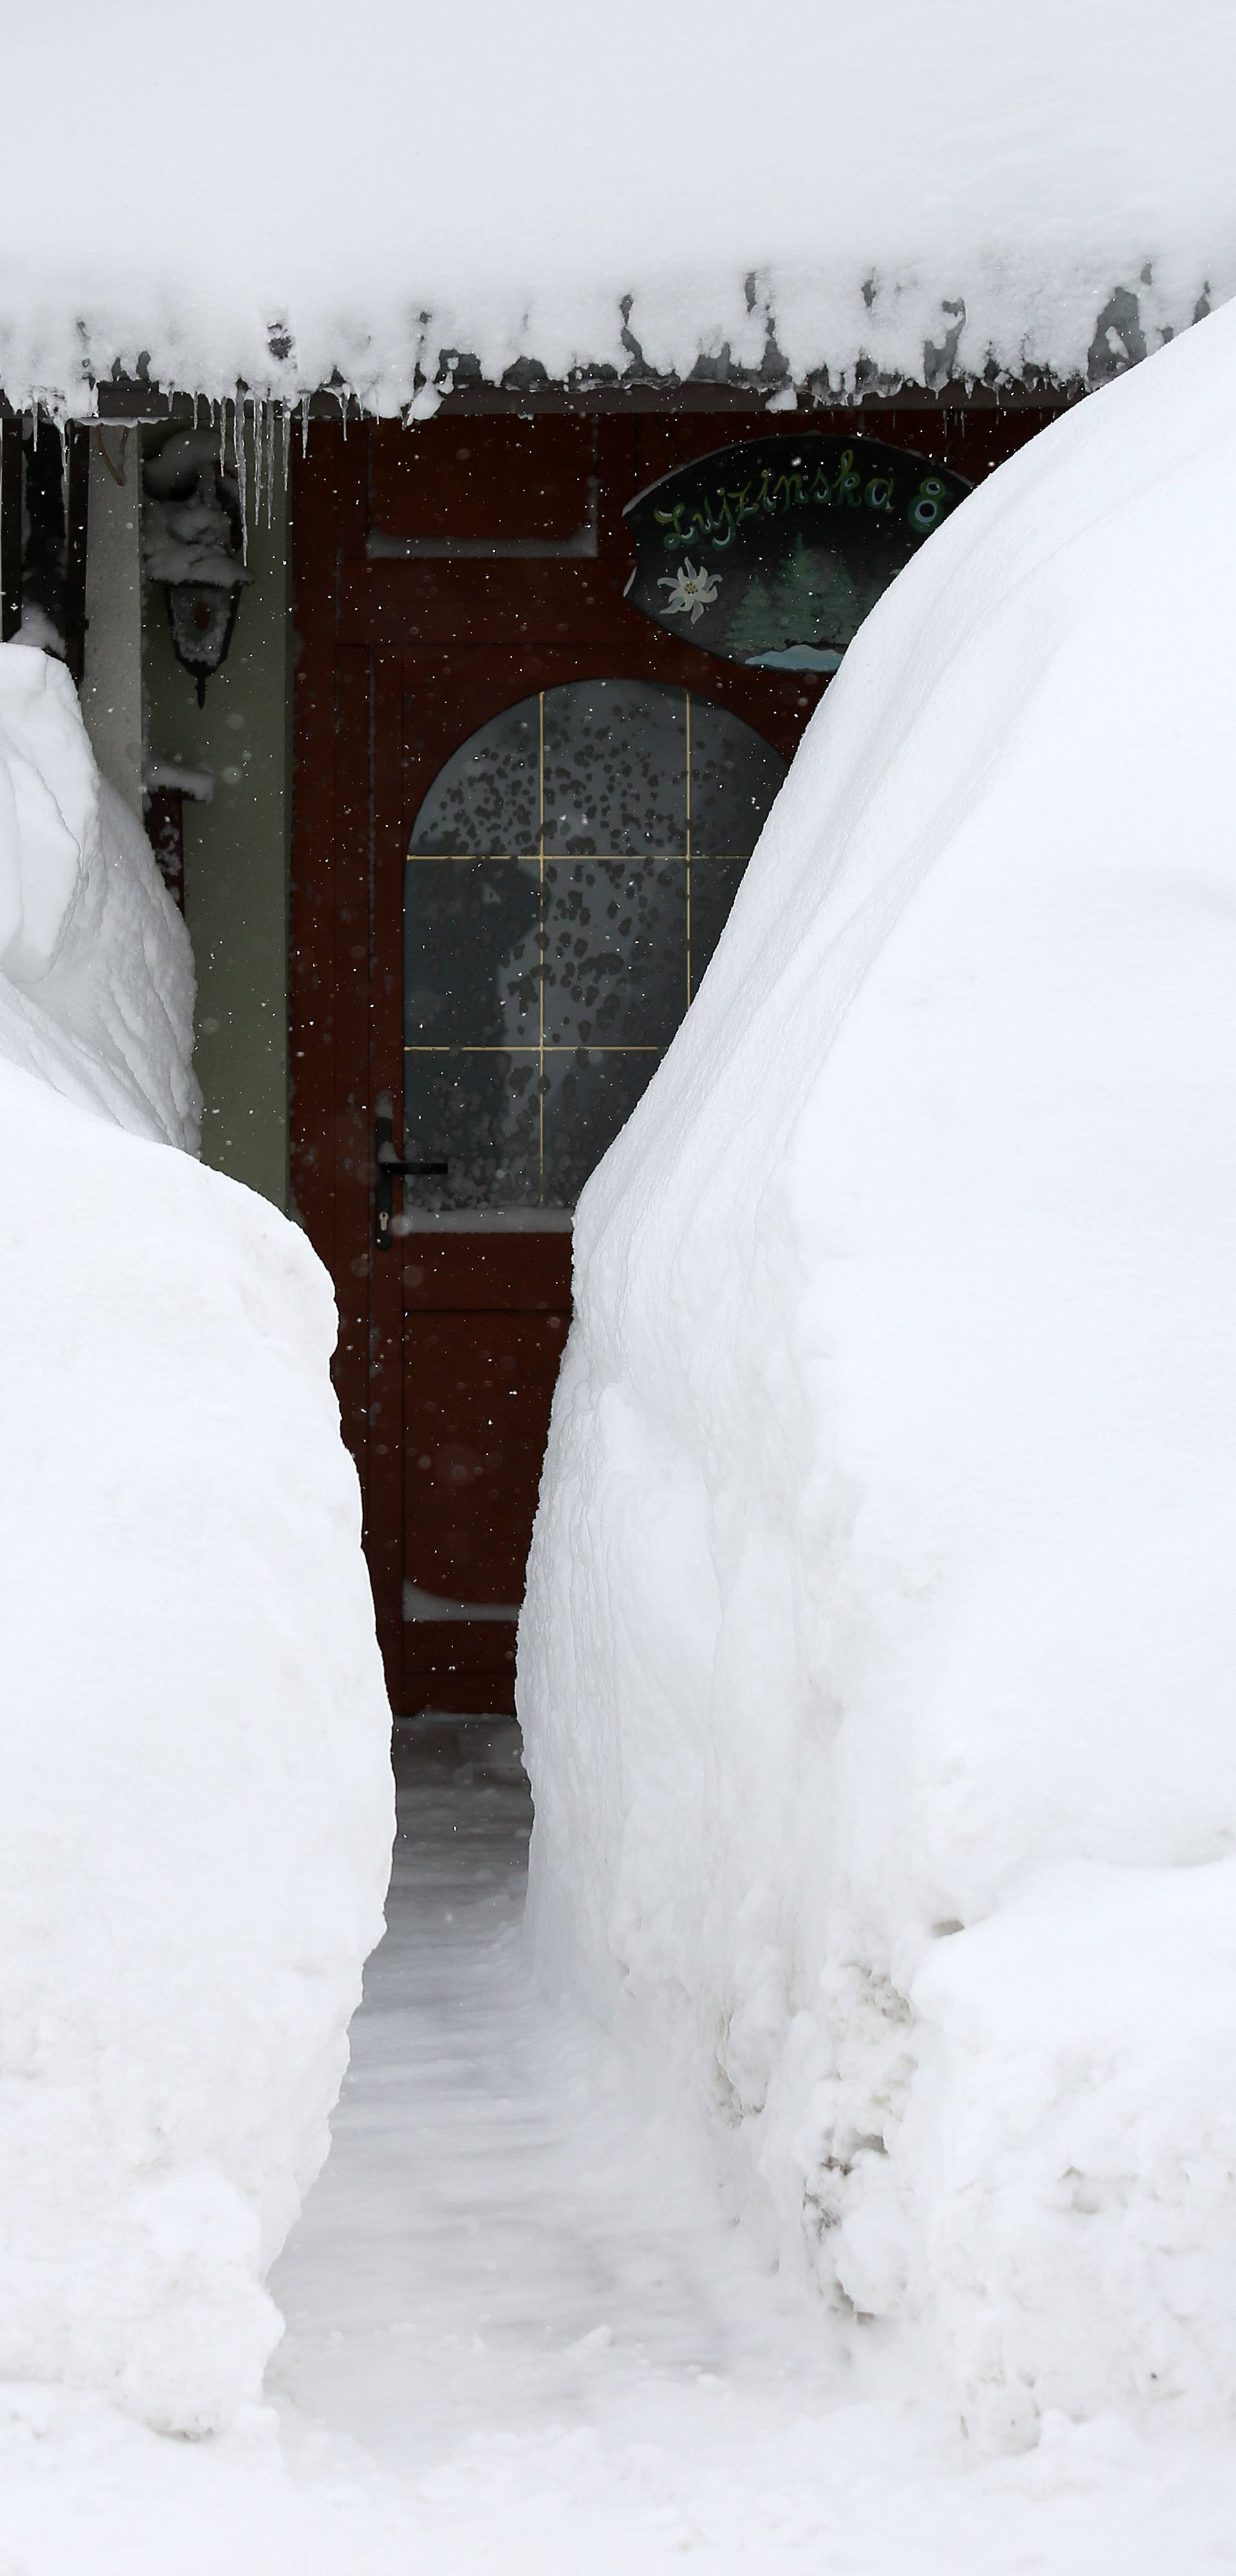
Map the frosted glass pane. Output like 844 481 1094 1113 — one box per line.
405 860 541 1045
542 860 687 1045
689 859 748 985
541 1051 660 1204
541 678 686 855
689 703 784 855
405 682 785 1204
400 1053 541 1209
409 701 540 857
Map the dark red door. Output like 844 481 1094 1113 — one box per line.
291 402 1058 1717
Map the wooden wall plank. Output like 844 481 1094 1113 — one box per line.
371 415 597 542
366 646 410 1680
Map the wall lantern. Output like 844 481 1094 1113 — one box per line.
143 429 250 706
164 573 243 704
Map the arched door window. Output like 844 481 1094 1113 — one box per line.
404 676 785 1210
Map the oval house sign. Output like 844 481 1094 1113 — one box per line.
624 434 972 672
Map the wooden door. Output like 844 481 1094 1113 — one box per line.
291 401 1061 1717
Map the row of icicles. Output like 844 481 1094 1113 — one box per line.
19 386 360 563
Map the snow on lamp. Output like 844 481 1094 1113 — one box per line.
143 430 250 706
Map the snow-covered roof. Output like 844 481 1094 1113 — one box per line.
6 1 1235 420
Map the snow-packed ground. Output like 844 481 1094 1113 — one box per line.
9 1743 1236 2575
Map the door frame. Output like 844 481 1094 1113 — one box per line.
289 395 1069 1706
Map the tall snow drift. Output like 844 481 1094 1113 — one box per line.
522 302 1236 2443
0 647 392 2433
0 645 196 1145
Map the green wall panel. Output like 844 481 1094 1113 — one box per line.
143 447 291 1211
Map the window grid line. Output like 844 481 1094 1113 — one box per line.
404 1045 666 1055
404 866 742 876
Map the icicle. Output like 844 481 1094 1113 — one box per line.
235 395 248 562
265 398 276 526
300 391 311 451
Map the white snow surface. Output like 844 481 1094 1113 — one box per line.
3 1 1236 412
0 647 393 2432
12 1763 1236 2576
521 298 1236 2442
0 645 196 1145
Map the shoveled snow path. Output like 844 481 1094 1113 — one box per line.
5 1753 1236 2572
270 1757 811 2462
268 1757 1236 2572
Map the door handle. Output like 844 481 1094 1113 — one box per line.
374 1092 447 1249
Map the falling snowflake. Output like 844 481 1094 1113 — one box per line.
658 559 720 623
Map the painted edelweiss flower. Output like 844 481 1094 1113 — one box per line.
658 558 720 623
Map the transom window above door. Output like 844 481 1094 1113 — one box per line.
404 676 785 1211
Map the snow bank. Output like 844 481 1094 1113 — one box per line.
0 645 196 1144
521 301 1236 2443
0 647 393 2432
1 1 1234 412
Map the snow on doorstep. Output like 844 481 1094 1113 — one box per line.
0 650 394 2432
520 298 1236 2443
1 0 1234 413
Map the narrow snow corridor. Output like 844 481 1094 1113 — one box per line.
258 1741 1236 2575
6 1741 1236 2573
269 1734 818 2470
